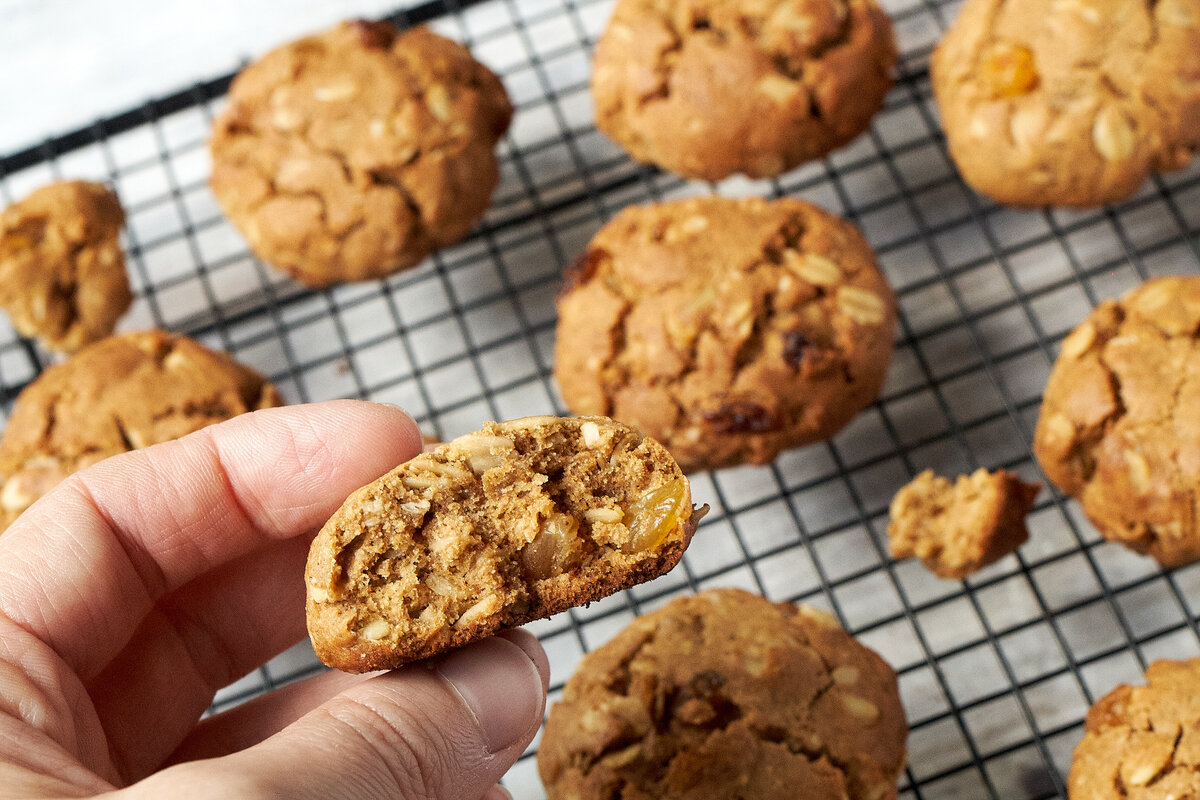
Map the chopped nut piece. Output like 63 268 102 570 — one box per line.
837 285 888 326
841 693 880 723
784 250 843 286
359 618 391 641
1092 106 1137 163
313 82 359 102
426 84 452 122
1125 450 1152 492
584 507 624 524
1059 321 1097 360
451 433 515 474
797 604 842 630
758 74 801 104
832 665 860 686
580 421 602 448
309 585 331 603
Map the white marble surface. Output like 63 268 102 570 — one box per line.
0 0 415 154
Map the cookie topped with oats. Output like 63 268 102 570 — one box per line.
305 415 704 672
931 0 1200 207
1034 276 1200 567
554 195 897 473
209 20 512 286
538 588 908 800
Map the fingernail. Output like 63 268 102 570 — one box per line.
483 785 513 800
436 634 546 754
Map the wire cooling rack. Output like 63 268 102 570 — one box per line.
3 0 1200 797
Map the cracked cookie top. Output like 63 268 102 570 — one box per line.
1033 276 1200 567
537 587 908 800
553 195 897 473
209 21 512 286
931 0 1200 207
306 415 703 672
1069 658 1200 799
591 0 896 180
0 181 132 353
0 329 282 532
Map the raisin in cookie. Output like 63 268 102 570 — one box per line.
0 330 282 532
538 588 908 800
0 181 132 352
554 196 896 473
210 21 512 286
1034 276 1200 568
888 468 1040 579
931 0 1200 207
591 0 896 181
305 415 703 672
1069 658 1200 799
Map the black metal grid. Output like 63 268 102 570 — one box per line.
3 0 1200 796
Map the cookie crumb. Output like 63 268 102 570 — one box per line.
888 468 1040 579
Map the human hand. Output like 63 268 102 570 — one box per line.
0 399 548 800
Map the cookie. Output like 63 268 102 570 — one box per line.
305 415 704 672
591 0 896 180
537 588 908 800
210 21 513 286
553 196 896 473
0 181 132 352
1068 658 1200 799
0 330 282 532
1034 276 1200 568
887 468 1041 579
931 0 1200 207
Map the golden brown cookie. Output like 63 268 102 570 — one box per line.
538 588 908 800
305 415 704 672
210 21 513 286
554 196 896 473
887 468 1041 579
931 0 1200 207
0 181 132 352
0 330 282 532
1034 277 1200 567
591 0 897 180
1068 658 1200 799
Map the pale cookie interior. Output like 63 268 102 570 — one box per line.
306 416 697 669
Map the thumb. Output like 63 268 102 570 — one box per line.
119 630 548 800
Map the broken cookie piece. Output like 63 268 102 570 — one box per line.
305 415 705 672
537 588 908 800
887 468 1041 579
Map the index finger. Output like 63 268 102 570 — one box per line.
0 399 421 680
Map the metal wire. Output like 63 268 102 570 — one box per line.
2 0 1200 796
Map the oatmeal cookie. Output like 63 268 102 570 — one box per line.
0 330 282 532
210 20 513 286
538 588 908 800
553 195 896 473
305 415 704 672
1069 658 1200 799
591 0 897 180
931 0 1200 207
0 181 132 352
1033 276 1200 568
887 468 1041 579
